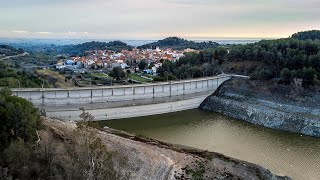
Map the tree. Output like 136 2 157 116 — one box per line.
0 89 41 151
156 66 166 76
281 68 292 84
109 67 126 80
250 69 273 80
138 61 147 71
291 30 320 40
148 62 155 69
67 109 129 180
0 89 41 179
2 138 32 178
302 67 317 86
199 51 205 63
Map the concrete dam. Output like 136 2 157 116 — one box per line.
12 74 231 121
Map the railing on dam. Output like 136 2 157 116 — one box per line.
12 74 232 109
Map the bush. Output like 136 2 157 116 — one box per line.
302 67 317 86
167 73 176 80
280 68 292 84
250 69 273 80
109 67 126 80
2 138 32 178
0 89 41 151
153 76 165 81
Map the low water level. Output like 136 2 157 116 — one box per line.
99 109 320 180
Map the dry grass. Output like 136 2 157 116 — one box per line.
36 69 74 88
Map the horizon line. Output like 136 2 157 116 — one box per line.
0 36 279 41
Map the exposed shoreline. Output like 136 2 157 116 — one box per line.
199 78 320 137
43 118 289 180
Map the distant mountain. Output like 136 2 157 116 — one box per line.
59 41 133 55
0 45 24 56
291 30 320 40
137 37 219 50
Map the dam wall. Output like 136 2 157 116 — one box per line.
12 75 231 120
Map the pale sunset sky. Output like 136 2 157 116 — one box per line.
0 0 319 39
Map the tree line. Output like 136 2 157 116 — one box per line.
0 89 128 179
0 45 24 56
0 61 42 88
137 37 219 50
154 47 227 81
136 30 320 86
225 34 320 86
59 41 133 56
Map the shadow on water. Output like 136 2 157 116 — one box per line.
98 109 320 180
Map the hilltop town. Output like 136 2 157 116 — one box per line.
0 37 223 88
56 47 196 73
53 45 201 87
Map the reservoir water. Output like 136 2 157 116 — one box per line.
99 109 320 180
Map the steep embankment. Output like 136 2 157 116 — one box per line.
199 78 320 137
43 118 288 180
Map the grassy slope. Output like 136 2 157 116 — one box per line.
36 69 74 88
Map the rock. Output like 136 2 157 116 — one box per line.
199 78 320 137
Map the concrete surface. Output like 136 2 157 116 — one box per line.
12 75 231 121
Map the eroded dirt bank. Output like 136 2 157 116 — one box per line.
41 118 289 180
199 78 320 137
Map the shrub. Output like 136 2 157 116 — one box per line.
250 69 273 80
280 68 292 84
302 67 317 86
0 89 41 150
153 76 165 81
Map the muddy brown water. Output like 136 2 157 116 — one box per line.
98 109 320 180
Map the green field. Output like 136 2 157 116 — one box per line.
129 74 152 83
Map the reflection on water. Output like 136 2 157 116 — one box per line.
99 109 320 180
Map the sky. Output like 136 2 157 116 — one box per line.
0 0 319 40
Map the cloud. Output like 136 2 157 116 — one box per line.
36 31 53 34
0 0 319 39
161 0 266 5
11 30 29 34
0 0 91 8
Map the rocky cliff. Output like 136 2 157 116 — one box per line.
199 78 320 137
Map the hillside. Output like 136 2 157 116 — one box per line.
200 77 320 137
221 30 320 87
41 118 288 180
0 45 24 56
60 41 133 55
138 37 219 50
291 30 320 40
0 61 42 88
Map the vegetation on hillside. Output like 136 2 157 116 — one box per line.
155 48 227 81
36 69 74 88
0 89 41 151
224 34 320 86
10 52 57 66
291 30 320 40
60 41 133 56
0 44 57 67
3 30 320 88
0 61 42 88
137 37 219 50
149 31 320 87
0 45 24 56
0 92 128 179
